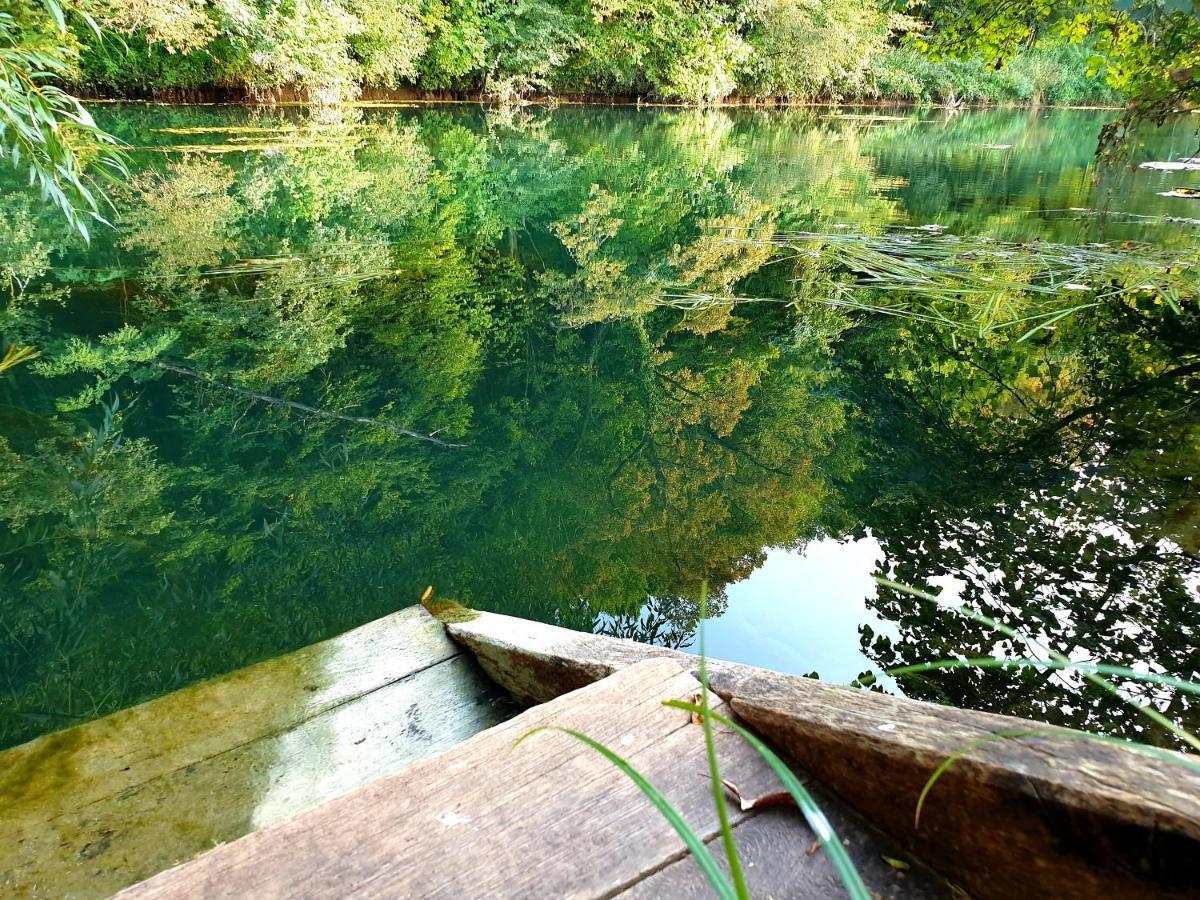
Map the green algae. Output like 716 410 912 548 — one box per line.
421 596 480 625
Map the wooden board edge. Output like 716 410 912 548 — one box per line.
442 606 1200 900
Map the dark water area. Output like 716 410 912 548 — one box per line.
0 103 1197 750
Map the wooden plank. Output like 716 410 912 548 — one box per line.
119 659 918 900
616 807 946 900
4 654 512 899
437 605 1200 900
0 605 454 838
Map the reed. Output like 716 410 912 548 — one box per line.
712 226 1198 339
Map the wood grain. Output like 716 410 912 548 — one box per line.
443 607 1200 899
0 606 512 898
616 806 946 900
119 659 865 899
2 606 454 832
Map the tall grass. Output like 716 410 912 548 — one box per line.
717 227 1198 339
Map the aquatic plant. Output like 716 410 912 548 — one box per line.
0 341 38 375
717 226 1199 340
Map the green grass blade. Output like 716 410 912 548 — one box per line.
665 701 872 900
698 583 750 900
875 577 1200 753
909 728 1039 828
515 726 738 900
909 724 1200 829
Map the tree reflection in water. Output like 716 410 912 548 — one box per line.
0 104 1196 749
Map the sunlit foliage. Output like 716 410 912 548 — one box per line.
0 105 1196 752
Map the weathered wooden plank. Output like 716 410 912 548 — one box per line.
0 605 454 839
120 659 915 900
438 606 1200 900
725 674 1200 900
616 806 946 900
4 654 512 899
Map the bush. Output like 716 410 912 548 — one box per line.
853 44 1120 106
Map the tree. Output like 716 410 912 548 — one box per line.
0 0 124 237
902 0 1200 155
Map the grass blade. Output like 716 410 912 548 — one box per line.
875 577 1200 753
698 583 750 899
665 700 872 900
515 726 738 900
888 658 1200 696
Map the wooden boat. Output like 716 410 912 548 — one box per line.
2 598 1196 899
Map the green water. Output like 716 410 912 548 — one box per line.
1 103 1197 750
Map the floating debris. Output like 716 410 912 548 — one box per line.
1139 159 1200 172
151 126 292 135
822 113 911 123
1159 187 1200 199
137 141 350 153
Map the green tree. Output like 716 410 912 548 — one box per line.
903 0 1200 154
0 0 124 237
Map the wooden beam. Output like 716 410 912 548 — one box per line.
117 658 941 899
438 606 1200 900
1 606 512 898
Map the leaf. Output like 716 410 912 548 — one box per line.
720 778 797 812
666 700 872 900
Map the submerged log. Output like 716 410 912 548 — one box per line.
433 602 1200 900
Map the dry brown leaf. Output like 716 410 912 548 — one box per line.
721 778 797 812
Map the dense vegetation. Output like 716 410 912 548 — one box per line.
66 1 1121 107
1 105 1196 750
0 0 1144 109
6 0 1198 239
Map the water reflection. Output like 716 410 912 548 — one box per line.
685 537 901 692
0 104 1196 750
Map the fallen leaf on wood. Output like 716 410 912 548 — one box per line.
721 778 797 812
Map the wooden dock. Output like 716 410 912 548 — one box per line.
114 657 942 899
3 601 1197 899
1 607 513 898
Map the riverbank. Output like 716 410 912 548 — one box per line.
73 43 1123 110
75 85 1125 112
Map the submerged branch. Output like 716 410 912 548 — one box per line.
153 362 464 447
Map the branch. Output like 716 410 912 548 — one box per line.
153 361 464 448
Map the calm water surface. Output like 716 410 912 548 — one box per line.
1 104 1197 749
